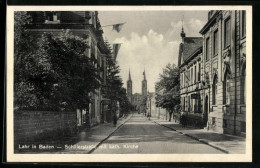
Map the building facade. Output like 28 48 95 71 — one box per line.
27 11 109 128
199 10 246 136
178 27 206 128
132 93 142 111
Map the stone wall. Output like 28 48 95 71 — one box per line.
14 110 77 147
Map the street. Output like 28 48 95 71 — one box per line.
91 113 224 154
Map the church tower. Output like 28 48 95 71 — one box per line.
127 69 132 103
142 69 147 98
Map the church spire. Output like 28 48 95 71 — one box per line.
180 15 186 42
143 69 146 81
128 69 131 80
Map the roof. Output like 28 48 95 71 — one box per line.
178 37 203 67
199 11 219 35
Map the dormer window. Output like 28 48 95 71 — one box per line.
45 12 60 23
208 11 214 20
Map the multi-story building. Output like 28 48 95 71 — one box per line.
178 26 205 128
27 11 109 128
199 10 246 136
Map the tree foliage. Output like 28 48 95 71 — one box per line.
14 12 100 111
155 63 180 113
101 41 132 115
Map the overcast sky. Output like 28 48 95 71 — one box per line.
99 11 208 93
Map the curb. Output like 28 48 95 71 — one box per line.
153 120 229 154
88 114 133 154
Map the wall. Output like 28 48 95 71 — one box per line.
201 11 246 137
14 110 77 148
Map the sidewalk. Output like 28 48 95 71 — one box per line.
152 117 246 154
53 113 133 154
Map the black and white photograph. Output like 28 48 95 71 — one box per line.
6 6 252 162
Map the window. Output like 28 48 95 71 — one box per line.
198 63 201 81
213 30 218 56
191 68 193 85
242 11 246 37
187 70 190 86
181 73 183 88
208 11 213 20
224 17 231 48
206 38 210 61
212 75 218 105
183 73 184 87
208 12 211 20
191 98 193 112
183 97 186 111
45 12 60 23
188 96 191 111
194 65 197 83
223 71 231 104
241 66 246 104
184 72 186 87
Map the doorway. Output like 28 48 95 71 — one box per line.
203 95 209 127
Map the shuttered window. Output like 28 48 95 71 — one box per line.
224 17 231 48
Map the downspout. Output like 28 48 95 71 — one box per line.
233 11 238 135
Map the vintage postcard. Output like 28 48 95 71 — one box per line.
6 6 252 162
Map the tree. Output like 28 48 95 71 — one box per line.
14 11 39 110
39 30 101 110
101 41 132 116
14 12 100 111
155 63 180 121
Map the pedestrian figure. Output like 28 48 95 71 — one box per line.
183 115 186 127
180 112 186 128
180 113 184 127
113 113 117 127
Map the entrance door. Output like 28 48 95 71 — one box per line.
203 95 209 127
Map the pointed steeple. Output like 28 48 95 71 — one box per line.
180 15 186 42
143 69 146 80
128 69 131 81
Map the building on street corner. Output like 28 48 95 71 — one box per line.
199 10 246 137
178 25 205 128
27 11 110 129
178 10 246 137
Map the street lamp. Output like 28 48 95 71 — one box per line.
147 95 152 120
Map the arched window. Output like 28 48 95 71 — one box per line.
223 71 231 104
212 75 218 105
241 65 246 104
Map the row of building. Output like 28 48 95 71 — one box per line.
133 10 247 137
178 10 247 137
27 11 119 129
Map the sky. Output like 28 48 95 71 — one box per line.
99 11 208 93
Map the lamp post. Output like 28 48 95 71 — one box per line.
147 95 152 120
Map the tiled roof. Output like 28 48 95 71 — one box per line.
178 37 202 67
